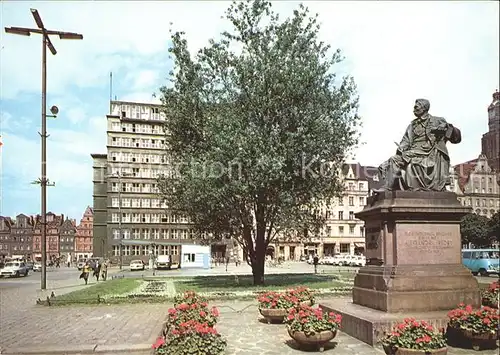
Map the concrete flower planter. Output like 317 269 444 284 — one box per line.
287 328 337 352
259 308 288 324
394 347 448 355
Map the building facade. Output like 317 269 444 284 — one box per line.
451 154 500 218
481 90 500 173
268 164 378 260
0 216 13 258
75 206 94 260
32 212 64 259
59 218 77 262
91 101 197 265
8 214 35 259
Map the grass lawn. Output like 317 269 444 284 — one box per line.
174 273 348 293
54 278 141 303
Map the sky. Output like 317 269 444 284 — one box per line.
0 1 499 220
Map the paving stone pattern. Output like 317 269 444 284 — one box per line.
1 273 498 355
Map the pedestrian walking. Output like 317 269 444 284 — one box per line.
93 260 101 281
80 262 91 285
313 254 319 274
100 260 108 281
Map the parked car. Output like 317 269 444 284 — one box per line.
155 255 172 270
350 255 366 267
321 256 335 265
33 262 42 272
331 254 348 266
130 260 145 271
462 249 499 276
0 261 29 277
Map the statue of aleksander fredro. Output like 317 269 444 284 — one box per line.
375 98 461 193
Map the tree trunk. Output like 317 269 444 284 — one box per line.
252 251 265 285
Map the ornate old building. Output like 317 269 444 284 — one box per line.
59 218 77 262
0 216 13 258
32 212 64 259
481 90 500 173
75 206 94 260
451 154 500 218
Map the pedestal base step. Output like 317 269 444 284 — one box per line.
320 298 450 346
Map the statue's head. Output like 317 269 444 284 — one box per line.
413 99 430 118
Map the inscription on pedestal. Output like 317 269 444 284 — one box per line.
396 224 460 265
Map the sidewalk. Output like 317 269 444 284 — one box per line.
1 267 164 355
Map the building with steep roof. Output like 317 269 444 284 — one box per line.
0 216 14 258
451 154 500 218
32 212 64 259
59 218 77 262
75 206 94 260
481 90 500 172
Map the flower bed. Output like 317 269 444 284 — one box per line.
257 287 316 323
447 304 499 336
482 281 499 308
285 304 341 351
153 291 227 355
380 318 447 355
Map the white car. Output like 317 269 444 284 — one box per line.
130 260 145 271
331 254 349 266
350 255 366 267
0 261 29 277
33 262 42 272
321 256 335 265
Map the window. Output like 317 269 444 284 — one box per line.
326 226 331 236
338 211 344 220
338 226 344 235
152 229 160 239
112 245 120 256
340 243 350 253
133 229 140 239
360 226 364 236
123 246 130 256
171 245 179 255
349 211 354 220
132 246 140 255
358 183 364 190
111 213 119 223
123 230 130 239
325 211 331 220
338 197 344 206
349 197 354 206
359 197 365 206
349 225 355 234
112 198 119 207
185 253 195 263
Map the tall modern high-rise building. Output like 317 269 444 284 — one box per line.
481 90 500 172
91 101 197 266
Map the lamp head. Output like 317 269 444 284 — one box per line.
50 105 59 115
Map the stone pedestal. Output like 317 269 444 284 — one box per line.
320 191 481 345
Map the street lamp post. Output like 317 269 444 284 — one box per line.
5 9 83 290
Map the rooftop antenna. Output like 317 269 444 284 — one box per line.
109 72 113 114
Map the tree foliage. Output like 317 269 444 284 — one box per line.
487 211 500 243
460 213 492 247
157 0 361 284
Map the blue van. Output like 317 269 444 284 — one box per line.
462 249 500 276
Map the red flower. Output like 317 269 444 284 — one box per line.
211 307 220 317
152 337 165 349
483 318 491 325
199 310 207 317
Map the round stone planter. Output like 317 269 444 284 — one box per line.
287 328 337 352
448 326 498 351
395 347 448 355
259 308 288 324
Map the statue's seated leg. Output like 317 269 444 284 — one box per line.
373 155 405 193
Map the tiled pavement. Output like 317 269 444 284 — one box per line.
1 274 498 354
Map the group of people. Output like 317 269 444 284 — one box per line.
79 259 109 285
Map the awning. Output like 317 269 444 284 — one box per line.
354 243 365 248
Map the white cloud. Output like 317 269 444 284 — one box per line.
0 1 498 217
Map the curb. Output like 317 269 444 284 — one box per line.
1 343 154 355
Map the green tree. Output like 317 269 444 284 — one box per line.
460 213 491 247
158 0 360 285
487 211 500 243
